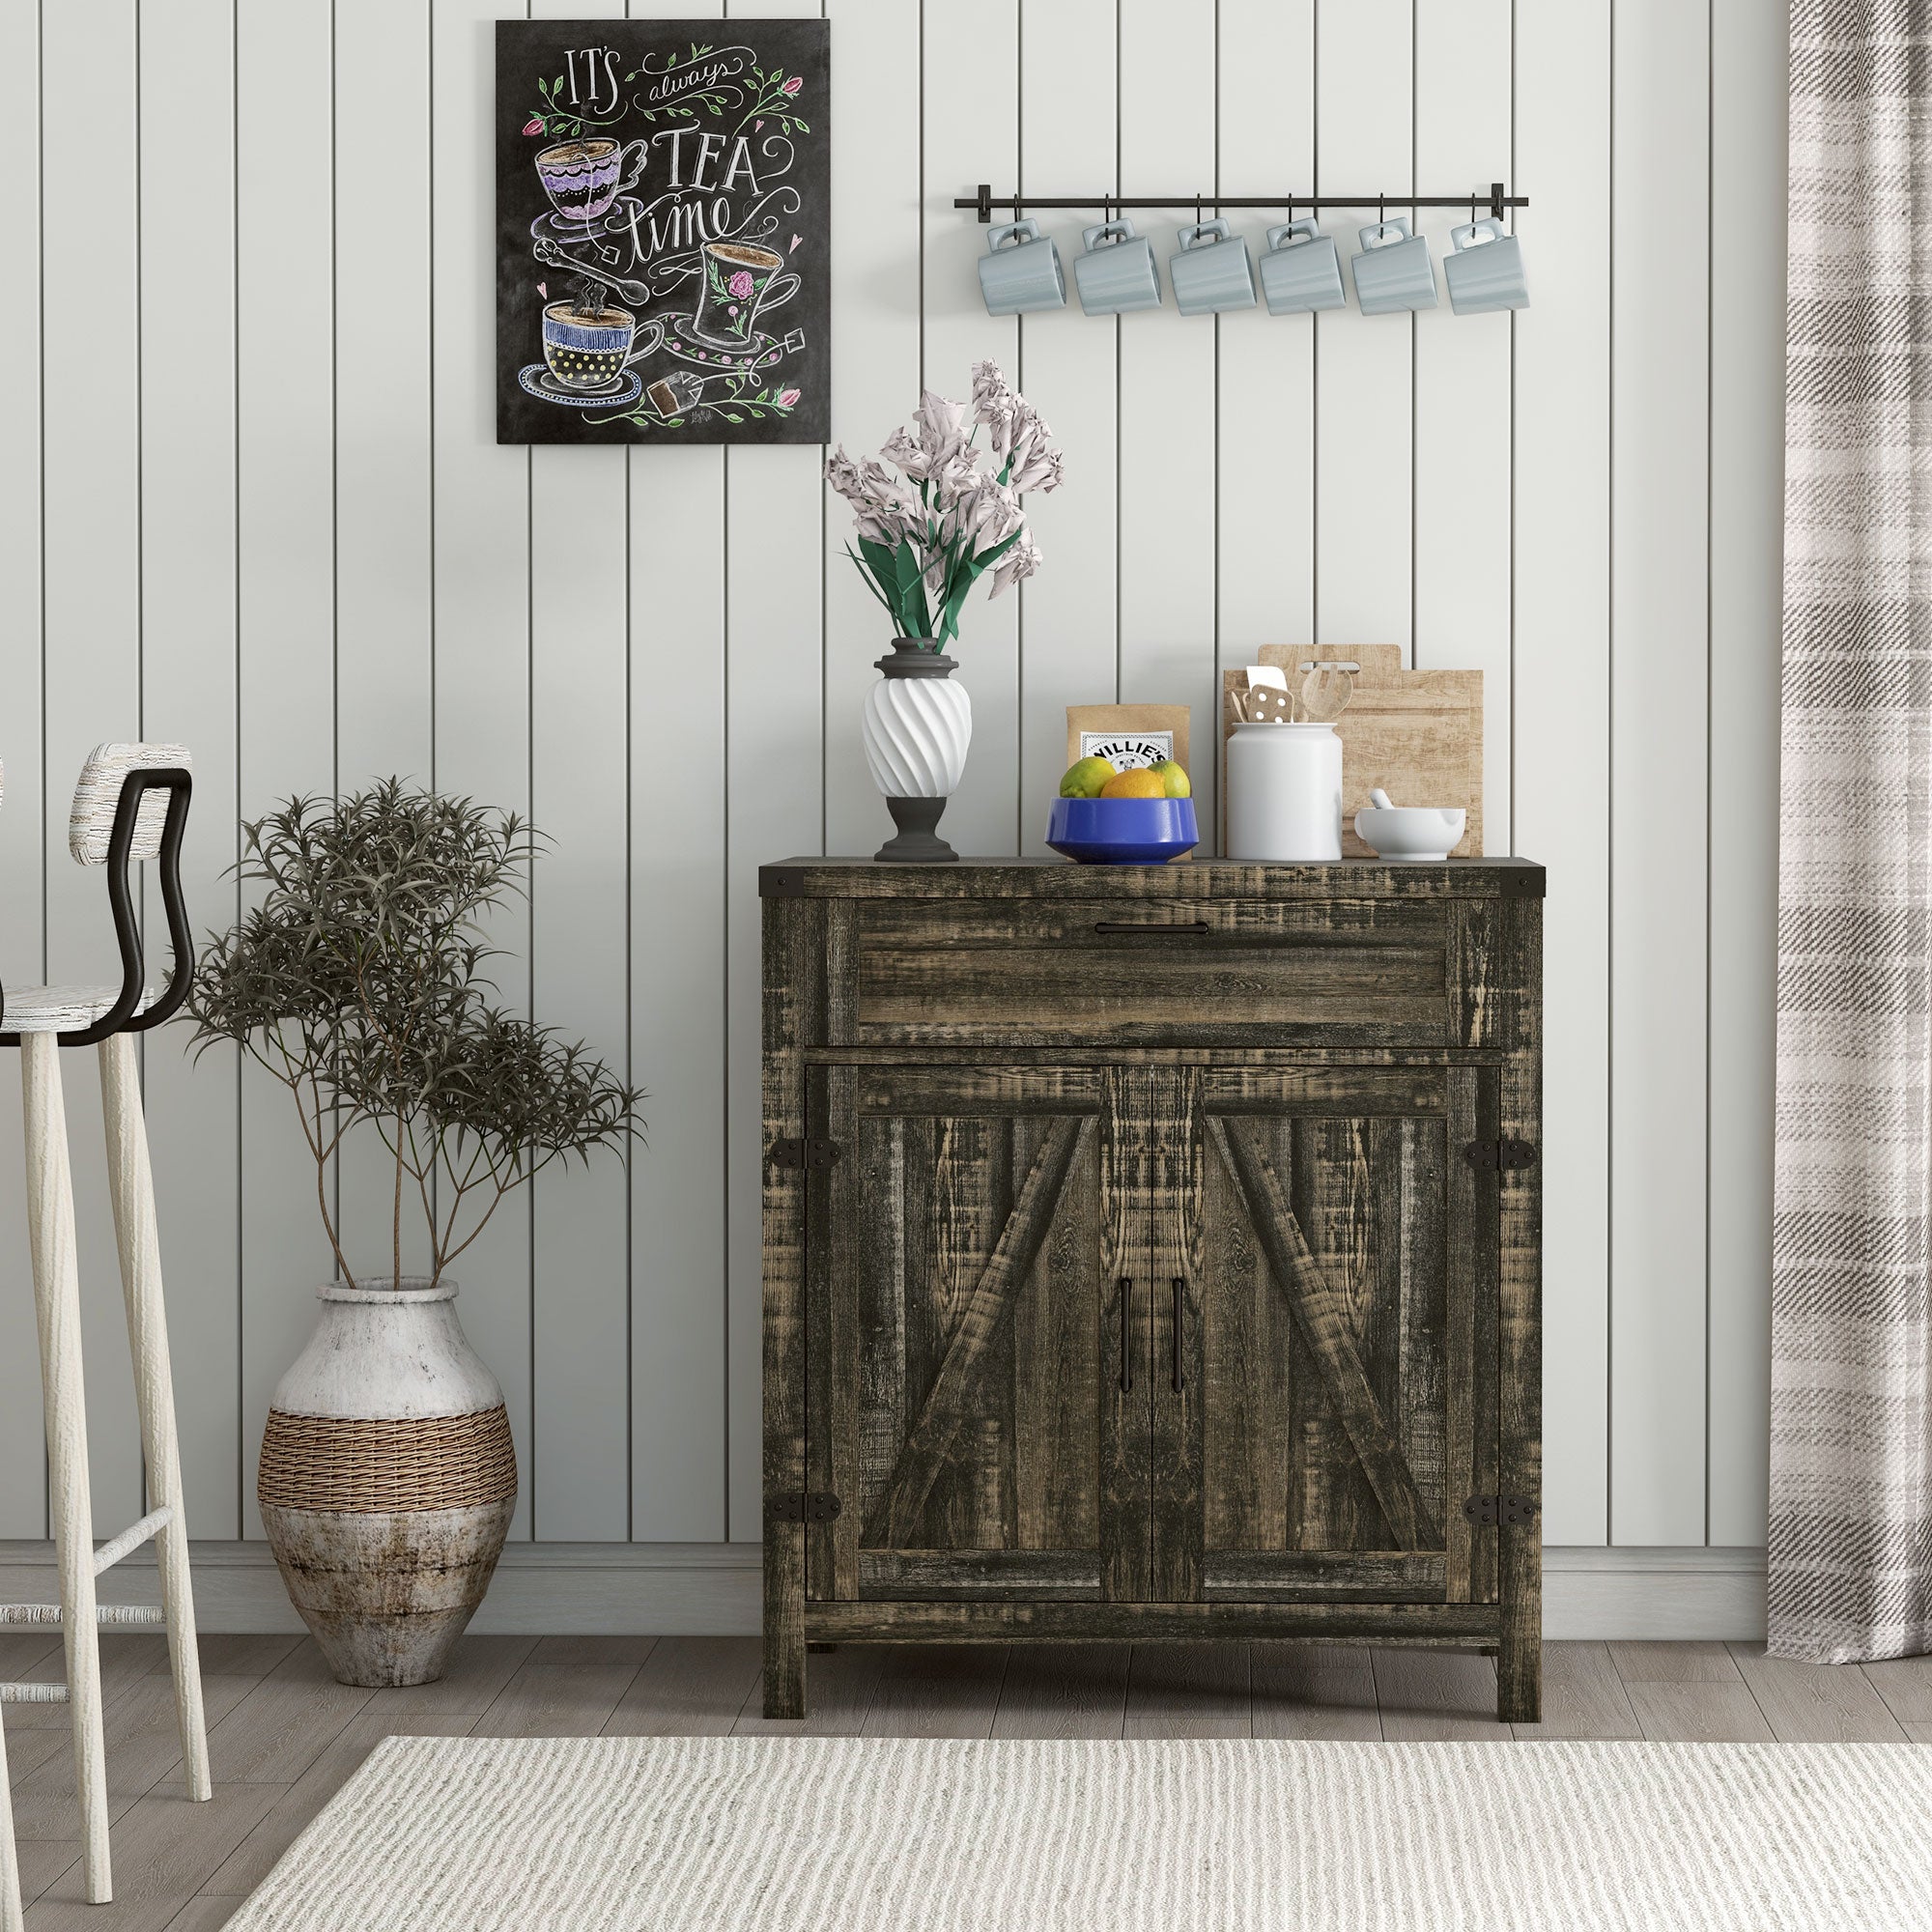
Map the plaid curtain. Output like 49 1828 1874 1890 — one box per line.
1772 0 1932 1661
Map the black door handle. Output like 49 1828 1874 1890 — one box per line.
1118 1279 1134 1393
1171 1278 1186 1394
1093 921 1210 936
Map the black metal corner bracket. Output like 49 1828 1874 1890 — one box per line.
958 181 1525 222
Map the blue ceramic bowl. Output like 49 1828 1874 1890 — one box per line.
1046 795 1200 865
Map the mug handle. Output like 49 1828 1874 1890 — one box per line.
753 272 802 316
1082 217 1137 251
987 218 1042 252
1359 217 1412 249
1450 217 1506 252
1267 217 1321 252
1178 216 1232 250
616 139 650 193
621 318 668 367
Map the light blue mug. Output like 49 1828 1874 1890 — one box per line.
1443 217 1529 314
978 218 1065 316
1074 217 1162 315
1169 218 1256 316
1259 218 1348 315
1350 217 1438 316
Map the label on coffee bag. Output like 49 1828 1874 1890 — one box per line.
497 21 830 445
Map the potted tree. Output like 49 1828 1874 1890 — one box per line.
188 781 639 1686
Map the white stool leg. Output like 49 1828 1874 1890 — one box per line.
99 1033 211 1804
0 1707 22 1932
20 1034 111 1903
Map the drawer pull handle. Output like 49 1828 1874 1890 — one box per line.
1093 921 1210 936
1118 1279 1133 1393
1171 1278 1186 1394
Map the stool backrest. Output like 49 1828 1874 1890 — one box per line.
69 742 192 866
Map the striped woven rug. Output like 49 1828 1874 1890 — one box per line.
223 1733 1930 1929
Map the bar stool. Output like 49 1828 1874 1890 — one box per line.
0 743 211 1908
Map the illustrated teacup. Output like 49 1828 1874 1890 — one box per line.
540 301 665 392
534 137 648 226
691 241 801 349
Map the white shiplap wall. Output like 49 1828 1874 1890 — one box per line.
0 0 1785 1559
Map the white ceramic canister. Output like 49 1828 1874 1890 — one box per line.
1225 721 1344 861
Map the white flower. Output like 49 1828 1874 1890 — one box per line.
1007 437 1065 496
879 426 930 482
971 360 1015 430
824 445 868 502
914 388 970 462
989 531 1042 597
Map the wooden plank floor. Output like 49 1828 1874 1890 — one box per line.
6 1633 1918 1928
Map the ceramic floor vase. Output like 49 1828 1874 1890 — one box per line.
862 639 970 862
257 1276 516 1688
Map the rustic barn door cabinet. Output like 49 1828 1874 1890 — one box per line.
760 858 1543 1723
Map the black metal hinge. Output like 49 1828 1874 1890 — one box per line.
769 1137 841 1172
1463 1494 1540 1528
765 1492 841 1524
1463 1137 1538 1173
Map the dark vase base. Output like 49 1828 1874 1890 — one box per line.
875 796 959 863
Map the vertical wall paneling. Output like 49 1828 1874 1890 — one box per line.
1014 0 1121 856
1313 0 1414 653
432 0 535 1541
334 0 440 1272
0 0 46 1536
1610 0 1713 1545
1216 0 1316 835
1118 0 1218 843
724 0 827 1541
238 0 342 1525
921 0 1020 856
40 2 144 1522
1412 0 1513 851
0 0 1791 1562
627 0 730 1546
526 0 633 1540
1512 0 1613 1545
823 0 923 859
1705 0 1785 1546
139 0 242 1539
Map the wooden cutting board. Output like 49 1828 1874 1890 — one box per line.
1221 644 1483 857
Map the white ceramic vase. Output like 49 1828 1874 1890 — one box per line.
1225 720 1344 862
257 1276 517 1688
862 639 971 862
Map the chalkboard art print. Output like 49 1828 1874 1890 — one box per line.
497 20 829 444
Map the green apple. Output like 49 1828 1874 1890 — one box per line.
1059 755 1117 799
1150 759 1191 799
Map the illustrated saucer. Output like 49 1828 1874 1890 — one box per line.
529 208 626 260
653 312 799 373
517 365 644 409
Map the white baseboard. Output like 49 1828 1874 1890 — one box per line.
0 1541 1765 1642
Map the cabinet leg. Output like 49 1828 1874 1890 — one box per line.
763 1622 806 1719
1497 1628 1541 1723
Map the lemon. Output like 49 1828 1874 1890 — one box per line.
1099 767 1168 800
1149 759 1191 799
1059 755 1117 798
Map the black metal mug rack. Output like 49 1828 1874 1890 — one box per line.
957 182 1527 223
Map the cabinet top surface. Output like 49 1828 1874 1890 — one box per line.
761 857 1545 901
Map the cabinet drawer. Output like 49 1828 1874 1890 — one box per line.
845 896 1473 1047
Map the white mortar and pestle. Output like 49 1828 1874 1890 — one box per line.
1354 787 1467 862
